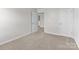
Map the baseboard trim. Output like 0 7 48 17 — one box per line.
44 31 74 39
44 31 79 48
0 32 31 46
74 38 79 48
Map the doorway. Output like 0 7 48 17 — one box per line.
38 13 44 32
31 9 44 33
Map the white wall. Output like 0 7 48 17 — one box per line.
74 8 79 47
0 8 32 43
37 8 44 13
44 8 74 38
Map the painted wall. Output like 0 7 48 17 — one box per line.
44 8 74 38
0 8 32 43
37 8 44 13
74 8 79 47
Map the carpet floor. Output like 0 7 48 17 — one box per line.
0 28 78 50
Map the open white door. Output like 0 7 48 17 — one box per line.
31 11 38 32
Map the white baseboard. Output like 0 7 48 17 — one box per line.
74 38 79 48
1 31 78 48
44 31 79 48
44 31 74 39
0 32 31 46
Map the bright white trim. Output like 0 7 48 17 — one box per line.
74 38 79 48
44 31 79 48
44 31 74 39
0 32 31 45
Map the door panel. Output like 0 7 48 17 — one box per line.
32 11 38 32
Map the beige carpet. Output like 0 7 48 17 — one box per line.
0 28 78 50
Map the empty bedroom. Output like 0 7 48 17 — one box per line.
0 8 79 50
